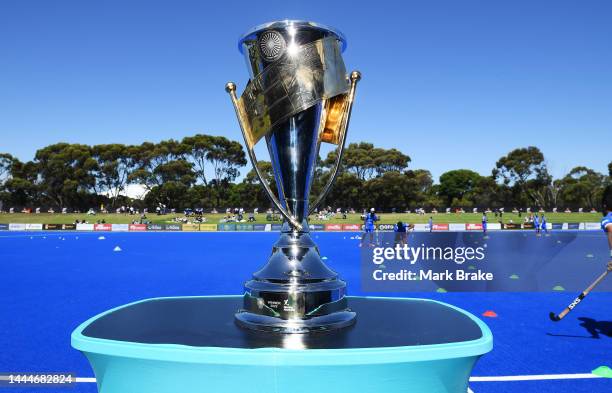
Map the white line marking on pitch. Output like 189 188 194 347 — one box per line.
74 373 604 384
469 373 602 382
76 377 96 383
467 387 474 393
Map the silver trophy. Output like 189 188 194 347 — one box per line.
226 20 361 333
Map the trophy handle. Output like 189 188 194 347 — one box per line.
225 82 303 232
308 70 361 216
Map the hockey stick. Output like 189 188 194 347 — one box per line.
549 268 610 322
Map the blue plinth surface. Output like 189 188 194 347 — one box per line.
72 296 492 393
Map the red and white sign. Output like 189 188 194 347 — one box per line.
325 224 343 231
342 224 361 231
94 223 112 231
432 224 449 231
129 224 147 231
466 223 483 231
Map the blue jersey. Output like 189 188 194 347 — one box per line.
602 212 612 232
541 217 547 229
364 213 378 229
534 216 539 227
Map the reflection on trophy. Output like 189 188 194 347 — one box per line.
226 20 361 333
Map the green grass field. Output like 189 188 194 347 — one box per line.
0 211 602 225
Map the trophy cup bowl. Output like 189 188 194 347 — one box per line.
225 20 361 333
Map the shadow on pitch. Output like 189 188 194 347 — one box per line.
546 317 611 339
577 317 611 339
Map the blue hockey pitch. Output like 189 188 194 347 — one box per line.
0 231 610 393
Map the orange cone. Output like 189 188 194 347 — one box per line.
482 310 498 318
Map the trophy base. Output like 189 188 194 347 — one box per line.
236 280 356 333
235 229 355 333
235 309 356 334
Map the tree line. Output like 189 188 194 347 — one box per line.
0 136 610 212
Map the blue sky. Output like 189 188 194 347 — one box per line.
1 0 610 182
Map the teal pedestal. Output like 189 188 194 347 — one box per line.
72 296 492 393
